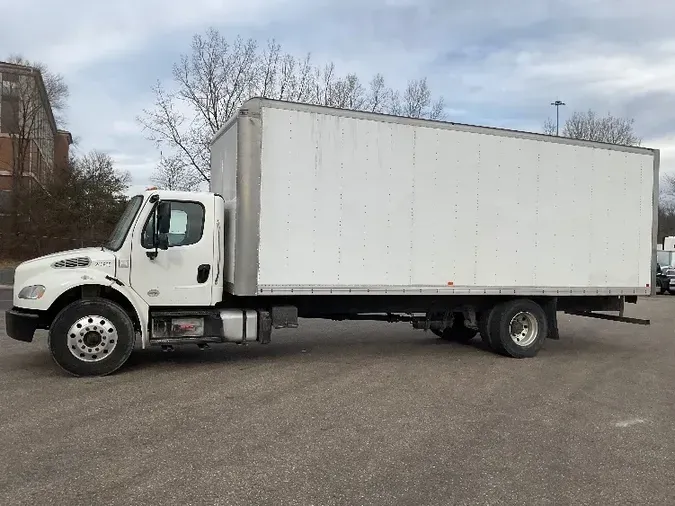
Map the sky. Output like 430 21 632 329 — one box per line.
2 0 674 195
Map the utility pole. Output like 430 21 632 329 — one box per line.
550 100 565 135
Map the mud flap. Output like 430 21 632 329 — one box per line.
542 298 559 340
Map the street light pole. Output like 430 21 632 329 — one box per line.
551 100 565 135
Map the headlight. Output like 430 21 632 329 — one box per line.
18 285 46 299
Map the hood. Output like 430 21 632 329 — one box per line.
19 247 105 267
14 247 117 288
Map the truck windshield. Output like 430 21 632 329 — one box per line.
104 195 144 251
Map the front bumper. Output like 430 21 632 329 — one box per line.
5 308 40 343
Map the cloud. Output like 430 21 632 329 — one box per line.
436 38 675 103
2 0 674 191
3 0 309 74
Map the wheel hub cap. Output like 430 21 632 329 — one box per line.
508 311 539 347
82 331 102 348
67 315 118 363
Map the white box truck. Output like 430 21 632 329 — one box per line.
5 98 659 376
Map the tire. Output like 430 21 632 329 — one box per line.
437 317 478 343
487 299 548 358
481 306 510 354
48 298 136 377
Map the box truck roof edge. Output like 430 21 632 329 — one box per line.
212 96 658 156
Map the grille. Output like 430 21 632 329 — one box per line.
52 257 91 268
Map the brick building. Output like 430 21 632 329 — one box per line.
0 61 72 212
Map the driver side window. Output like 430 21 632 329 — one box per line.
141 201 205 249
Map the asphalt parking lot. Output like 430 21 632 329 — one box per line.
1 289 675 505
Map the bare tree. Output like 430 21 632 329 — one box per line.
152 154 203 191
399 78 445 120
364 74 391 113
542 117 556 136
138 29 279 185
288 54 315 103
543 109 640 146
138 28 446 186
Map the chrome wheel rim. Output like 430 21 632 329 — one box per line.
67 315 118 362
509 311 538 347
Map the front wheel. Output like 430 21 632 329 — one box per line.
48 298 136 376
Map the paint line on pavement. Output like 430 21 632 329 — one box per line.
615 418 647 428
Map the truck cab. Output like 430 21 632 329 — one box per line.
6 189 232 376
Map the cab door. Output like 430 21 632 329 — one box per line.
130 194 216 307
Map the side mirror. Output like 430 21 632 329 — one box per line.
157 234 169 250
146 201 171 259
157 201 171 234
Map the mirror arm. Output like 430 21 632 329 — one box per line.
146 202 159 260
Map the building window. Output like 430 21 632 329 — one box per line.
1 72 18 97
0 96 19 134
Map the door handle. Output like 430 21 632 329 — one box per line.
197 264 211 283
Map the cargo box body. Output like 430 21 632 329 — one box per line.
210 98 658 297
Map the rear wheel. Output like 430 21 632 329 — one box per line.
486 299 548 358
48 298 136 376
